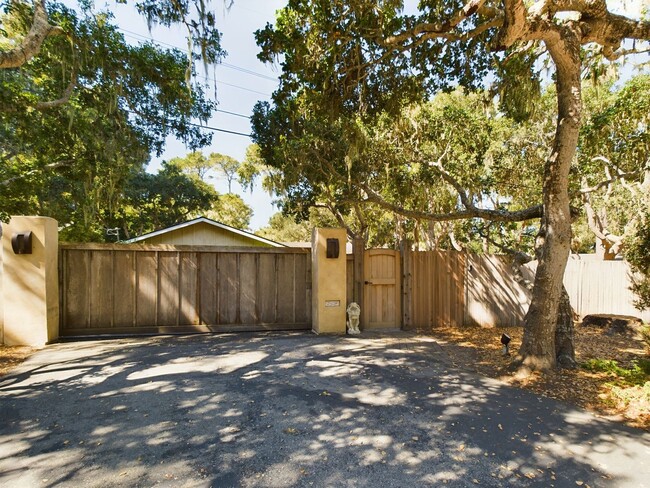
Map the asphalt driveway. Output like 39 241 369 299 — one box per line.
1 332 649 487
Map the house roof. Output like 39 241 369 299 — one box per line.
123 216 286 247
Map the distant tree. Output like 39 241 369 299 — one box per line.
110 162 218 240
209 153 240 193
206 193 253 230
169 152 216 182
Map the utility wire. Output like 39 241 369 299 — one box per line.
126 110 252 138
118 27 278 81
119 29 273 97
216 109 251 119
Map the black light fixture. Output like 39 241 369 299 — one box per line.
500 333 511 356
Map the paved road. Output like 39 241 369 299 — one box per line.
1 332 649 487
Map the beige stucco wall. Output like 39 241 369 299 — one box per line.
2 216 59 346
311 228 347 334
141 222 270 247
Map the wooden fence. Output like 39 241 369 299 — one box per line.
59 243 312 336
405 250 466 331
387 250 649 330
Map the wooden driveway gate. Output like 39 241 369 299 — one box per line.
59 244 312 336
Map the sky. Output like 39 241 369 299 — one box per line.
97 0 288 230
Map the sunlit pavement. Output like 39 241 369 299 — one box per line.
1 332 649 487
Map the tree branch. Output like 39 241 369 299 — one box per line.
360 182 543 223
35 61 78 109
1 160 71 186
0 0 65 69
384 0 489 45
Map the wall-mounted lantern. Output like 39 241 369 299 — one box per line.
11 231 33 255
326 238 340 259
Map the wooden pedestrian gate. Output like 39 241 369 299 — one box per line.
363 249 401 329
59 244 312 336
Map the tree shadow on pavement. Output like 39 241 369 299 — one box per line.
1 332 649 487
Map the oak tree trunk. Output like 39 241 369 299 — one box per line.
555 285 576 368
517 30 581 371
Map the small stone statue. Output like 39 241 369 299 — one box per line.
346 302 361 335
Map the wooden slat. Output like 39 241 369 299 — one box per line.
257 253 277 323
294 254 310 324
136 252 157 326
157 252 179 326
217 253 239 324
239 253 258 324
276 253 295 323
89 250 113 328
113 251 136 327
179 252 199 325
198 253 217 325
62 249 90 329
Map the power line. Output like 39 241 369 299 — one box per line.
126 109 252 138
119 29 273 97
216 109 251 119
118 27 278 81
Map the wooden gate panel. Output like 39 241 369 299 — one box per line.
59 244 312 335
62 249 89 329
363 249 401 329
258 253 277 323
157 252 180 326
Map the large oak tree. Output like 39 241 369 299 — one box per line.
255 0 650 370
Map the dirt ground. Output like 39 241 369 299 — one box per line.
427 324 650 430
0 345 36 377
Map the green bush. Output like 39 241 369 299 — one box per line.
582 358 650 386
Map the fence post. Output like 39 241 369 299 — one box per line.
311 228 347 334
352 237 364 316
2 216 59 346
400 239 413 330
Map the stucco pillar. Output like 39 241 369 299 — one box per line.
311 228 347 334
2 216 59 345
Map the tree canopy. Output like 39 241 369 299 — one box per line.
1 2 217 235
254 0 650 371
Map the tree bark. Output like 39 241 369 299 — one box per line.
517 28 581 371
0 1 64 69
555 285 576 368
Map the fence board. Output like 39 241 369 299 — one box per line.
294 252 311 324
198 253 217 325
64 250 89 328
89 250 113 328
239 253 258 324
258 253 277 323
136 252 157 326
113 251 136 327
409 250 465 331
179 253 199 325
217 253 239 324
277 254 295 323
